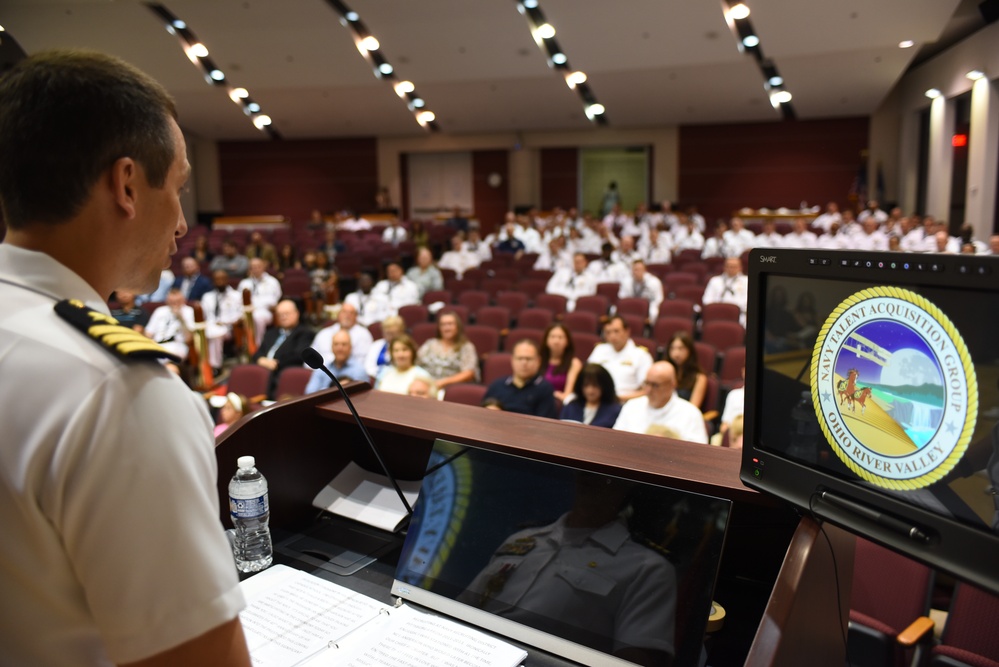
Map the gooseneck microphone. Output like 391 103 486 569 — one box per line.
301 347 413 517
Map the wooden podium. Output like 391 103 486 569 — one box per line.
215 384 854 666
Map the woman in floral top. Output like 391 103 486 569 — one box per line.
417 311 479 391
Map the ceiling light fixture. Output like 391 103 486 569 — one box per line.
252 115 272 129
727 3 750 20
146 4 280 138
925 88 942 99
768 75 783 87
966 70 985 81
324 0 438 131
513 0 608 126
416 111 436 125
769 89 792 105
898 40 914 48
742 35 759 48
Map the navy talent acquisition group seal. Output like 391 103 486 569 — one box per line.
810 287 977 490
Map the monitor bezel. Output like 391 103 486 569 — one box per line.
740 247 999 596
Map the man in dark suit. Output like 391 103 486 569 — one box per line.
251 299 313 398
172 257 213 301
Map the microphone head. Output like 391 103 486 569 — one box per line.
301 347 324 369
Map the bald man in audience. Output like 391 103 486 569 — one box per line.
311 302 372 368
304 330 367 394
613 362 708 443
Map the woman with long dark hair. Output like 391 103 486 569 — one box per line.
559 364 621 428
540 323 583 402
666 331 707 409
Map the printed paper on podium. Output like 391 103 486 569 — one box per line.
312 461 421 533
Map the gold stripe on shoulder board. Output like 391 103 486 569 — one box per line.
54 299 181 363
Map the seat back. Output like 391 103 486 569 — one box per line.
456 290 491 315
502 328 544 352
274 367 315 400
476 306 511 331
465 325 501 358
410 322 439 347
933 583 999 665
562 310 600 335
516 308 554 331
226 364 272 401
534 293 568 316
398 304 430 328
495 291 529 320
701 302 742 324
575 295 610 318
482 353 513 385
442 383 488 406
701 320 745 351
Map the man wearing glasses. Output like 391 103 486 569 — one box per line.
613 362 708 443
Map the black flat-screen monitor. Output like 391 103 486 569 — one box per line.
740 248 999 594
393 439 732 667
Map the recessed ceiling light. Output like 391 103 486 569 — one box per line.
898 40 914 48
345 11 359 21
536 23 555 39
770 90 792 104
551 52 567 65
523 0 538 8
566 71 587 88
252 115 272 129
378 63 394 75
727 3 750 20
742 35 760 48
966 70 985 81
209 69 225 81
416 111 436 125
411 98 425 108
586 103 605 118
229 88 249 101
247 102 261 113
394 81 415 96
768 75 783 87
925 88 941 99
190 43 209 58
359 36 379 52
172 20 186 30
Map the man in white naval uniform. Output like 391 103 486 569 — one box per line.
237 257 282 347
702 257 749 326
587 316 654 402
0 50 248 666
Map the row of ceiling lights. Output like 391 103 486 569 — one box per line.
145 3 280 138
516 0 607 125
323 0 439 131
925 69 988 99
722 1 795 120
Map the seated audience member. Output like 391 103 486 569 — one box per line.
722 217 756 257
546 252 596 312
251 299 314 399
641 225 673 264
619 259 664 321
560 364 621 428
311 302 372 369
701 220 731 259
463 228 493 262
375 334 433 395
381 219 408 246
237 257 283 347
210 239 249 278
190 234 214 264
541 323 583 403
173 256 212 301
318 227 345 263
445 206 469 233
857 199 888 225
409 219 430 248
201 269 244 372
728 415 745 449
613 362 708 443
373 262 421 314
213 392 247 437
344 273 390 328
482 397 504 410
406 247 444 298
812 201 842 233
665 331 708 410
407 376 438 399
672 214 705 253
304 330 367 394
754 219 783 249
717 376 745 443
494 216 526 257
645 424 682 439
482 339 557 418
143 288 195 361
416 311 479 389
111 289 149 331
337 209 372 232
365 315 405 380
851 218 889 252
136 267 174 305
244 231 279 268
438 233 480 279
780 218 819 249
276 244 300 275
534 236 572 272
587 316 654 401
702 257 749 325
307 208 327 230
306 251 337 309
587 242 629 284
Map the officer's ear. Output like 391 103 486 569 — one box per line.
109 157 139 220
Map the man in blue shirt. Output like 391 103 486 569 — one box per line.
483 339 556 418
305 329 368 393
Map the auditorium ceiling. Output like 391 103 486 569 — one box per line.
0 0 971 139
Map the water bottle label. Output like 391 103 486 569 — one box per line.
230 493 269 519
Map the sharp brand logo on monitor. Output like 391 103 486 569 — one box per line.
809 287 978 490
760 256 778 263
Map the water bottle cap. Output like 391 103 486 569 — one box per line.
237 456 256 469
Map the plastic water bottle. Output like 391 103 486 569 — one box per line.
229 456 273 572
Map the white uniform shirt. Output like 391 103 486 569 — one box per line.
613 393 709 444
545 268 596 312
143 303 195 359
311 322 373 368
344 290 391 328
702 273 749 320
0 245 244 666
779 231 818 249
586 258 630 285
587 339 654 394
200 287 243 328
619 273 665 320
438 249 481 279
372 277 421 314
237 272 282 311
